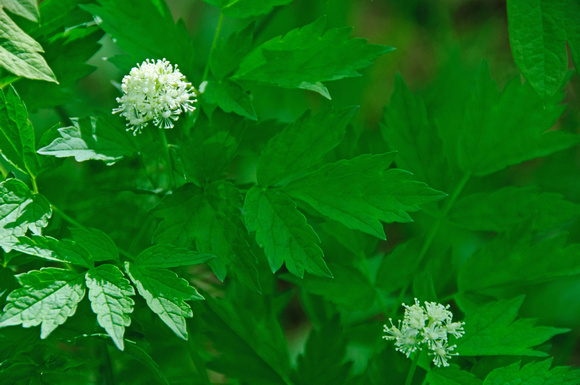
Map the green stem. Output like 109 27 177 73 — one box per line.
405 350 422 385
30 175 39 194
52 204 84 229
201 11 224 82
158 128 175 189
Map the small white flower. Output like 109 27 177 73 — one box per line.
113 58 197 134
394 327 421 358
403 298 427 329
446 321 465 339
424 301 452 324
421 323 447 348
383 318 403 341
428 341 458 368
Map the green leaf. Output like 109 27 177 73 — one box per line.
234 17 394 98
69 227 119 262
0 268 85 339
458 225 580 295
220 0 292 18
244 186 331 278
456 296 569 356
37 115 136 165
125 262 204 340
0 179 51 251
80 0 196 78
1 0 39 22
456 63 578 176
381 74 446 188
210 22 253 80
257 106 357 187
0 8 57 83
449 187 580 232
376 238 422 292
285 153 446 239
0 86 40 176
134 244 214 269
85 264 135 351
483 359 580 385
12 235 92 268
426 366 483 385
506 0 580 99
293 317 353 385
202 79 257 120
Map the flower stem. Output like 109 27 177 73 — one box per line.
158 128 175 189
201 11 224 82
405 350 422 385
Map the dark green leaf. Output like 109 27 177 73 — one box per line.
210 22 253 79
12 235 92 268
0 268 85 339
85 264 135 351
220 0 292 18
202 79 257 120
0 86 40 176
125 262 204 340
483 359 580 385
1 0 39 22
257 106 357 187
449 187 580 232
0 179 51 251
244 186 331 278
70 227 118 262
427 366 483 385
376 239 422 292
456 296 569 356
0 9 56 82
286 153 446 239
234 17 394 98
37 115 136 164
135 244 214 268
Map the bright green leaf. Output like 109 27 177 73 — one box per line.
0 8 57 83
0 268 85 339
234 17 394 98
456 296 569 356
449 187 580 232
85 264 135 351
135 244 214 268
285 153 446 239
483 359 580 385
426 366 483 385
12 235 92 268
0 86 40 176
1 0 39 22
202 79 257 120
125 262 204 340
70 227 118 262
244 186 331 278
0 179 51 251
37 115 136 164
257 106 357 187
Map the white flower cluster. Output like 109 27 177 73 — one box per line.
112 58 197 134
383 299 465 367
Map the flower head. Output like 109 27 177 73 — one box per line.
383 299 465 367
112 58 196 134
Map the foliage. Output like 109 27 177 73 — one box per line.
0 0 579 384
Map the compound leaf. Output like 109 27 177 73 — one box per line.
234 17 394 98
257 106 357 187
1 0 39 22
285 153 446 239
244 186 331 278
456 296 569 356
70 227 119 262
12 235 92 268
135 244 214 269
483 359 580 385
125 262 204 340
85 264 135 351
0 268 85 339
37 115 136 164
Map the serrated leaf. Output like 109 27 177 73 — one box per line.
81 0 196 78
69 227 119 262
456 63 578 176
85 264 135 351
0 8 57 83
426 366 483 385
244 186 331 278
234 17 394 98
456 296 569 356
483 359 580 385
458 224 580 294
210 22 253 79
202 79 257 120
0 86 40 176
381 74 446 188
257 106 357 187
37 115 136 164
285 153 446 239
0 268 85 339
135 244 214 268
1 0 39 22
220 0 292 18
125 262 204 340
449 186 580 232
507 0 580 99
0 179 51 251
12 235 92 268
